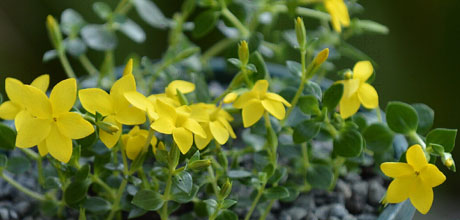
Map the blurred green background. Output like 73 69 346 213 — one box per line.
0 0 458 219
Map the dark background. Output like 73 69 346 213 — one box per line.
0 0 459 218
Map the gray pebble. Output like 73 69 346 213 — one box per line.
367 180 385 206
357 213 377 220
0 208 9 220
296 194 316 211
343 214 358 220
335 180 352 199
315 205 330 220
306 211 318 220
329 204 348 218
352 182 368 199
328 217 340 220
344 173 361 183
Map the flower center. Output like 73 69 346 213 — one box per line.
415 171 420 176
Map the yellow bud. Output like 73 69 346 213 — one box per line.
123 59 133 76
96 121 119 134
153 141 166 155
295 17 307 50
223 92 238 104
238 40 249 66
344 70 353 79
445 158 454 167
188 159 212 170
313 48 329 66
46 15 63 50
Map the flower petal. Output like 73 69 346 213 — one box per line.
420 164 446 188
5 78 26 105
233 91 257 109
155 100 177 121
339 79 360 98
110 74 136 101
50 78 76 114
195 125 212 150
0 101 22 120
210 121 229 145
242 100 264 128
219 118 236 139
125 91 149 111
409 178 433 214
335 0 350 26
357 83 379 109
339 93 360 119
56 112 94 139
223 92 238 104
125 135 145 160
406 144 428 172
150 118 175 134
37 140 48 157
262 99 286 120
79 88 113 115
30 74 50 93
14 110 29 131
252 80 269 95
380 162 414 178
265 93 291 107
353 61 373 82
172 127 193 155
99 116 121 149
22 85 52 118
15 115 51 148
183 119 207 138
123 59 133 76
386 175 415 203
165 80 195 96
46 124 73 163
115 103 146 125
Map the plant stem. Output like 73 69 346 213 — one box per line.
106 178 128 220
274 5 330 21
91 174 115 200
208 165 222 220
408 132 426 149
329 157 345 190
201 38 236 64
220 2 249 38
244 182 266 220
213 71 244 104
300 142 311 190
160 170 173 220
284 50 307 123
58 52 77 78
259 200 275 220
79 54 99 76
0 170 46 201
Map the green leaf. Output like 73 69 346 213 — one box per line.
426 128 457 152
249 52 268 80
193 10 219 38
264 186 290 200
286 60 302 77
83 197 111 213
412 103 434 135
0 123 16 150
298 95 321 115
64 38 87 57
173 171 193 194
305 81 322 100
43 50 58 62
323 83 344 111
306 164 333 189
221 199 237 209
128 207 147 219
64 180 90 206
92 2 112 20
363 123 394 153
60 9 86 35
204 199 218 215
333 128 363 157
44 177 62 190
216 210 238 220
377 199 415 220
81 24 117 51
75 164 90 181
227 58 242 68
385 101 418 135
133 0 168 29
118 18 146 43
6 156 30 174
293 120 321 144
132 189 164 211
0 154 7 167
171 184 199 203
228 170 252 179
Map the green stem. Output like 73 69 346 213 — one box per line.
0 170 46 201
259 200 275 220
376 107 382 123
79 54 99 76
220 5 249 38
300 142 311 191
58 52 77 78
208 165 221 220
160 170 173 220
274 5 330 21
244 182 266 220
106 178 128 220
408 132 426 149
241 67 253 88
329 157 345 190
284 50 307 123
213 71 244 104
201 38 236 64
91 175 115 200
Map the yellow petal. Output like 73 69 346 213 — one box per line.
386 175 415 203
14 110 29 131
150 135 158 148
233 91 257 109
150 118 175 134
155 100 177 121
324 0 341 32
165 80 195 97
357 83 379 109
115 103 146 125
223 92 238 104
252 80 268 94
123 59 133 76
50 78 76 115
172 127 193 155
339 79 360 98
242 100 264 128
219 118 236 139
46 124 73 163
183 119 207 138
380 162 414 178
79 88 113 115
406 144 427 172
37 140 48 157
110 74 136 101
125 91 149 111
15 115 51 148
5 78 26 105
409 178 433 214
336 0 350 27
22 85 52 118
353 61 373 82
339 93 360 119
147 105 159 121
265 93 291 107
0 101 21 120
195 125 212 150
99 116 121 149
210 121 229 145
30 74 50 92
56 112 94 139
262 99 286 120
125 135 145 160
420 164 446 188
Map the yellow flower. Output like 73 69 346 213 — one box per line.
150 100 207 154
324 0 350 32
121 126 157 160
190 103 236 149
0 74 49 120
15 78 94 163
79 64 146 149
380 145 446 214
338 61 379 119
223 92 238 104
233 80 291 128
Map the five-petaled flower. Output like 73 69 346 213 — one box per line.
338 61 379 119
324 0 350 32
122 126 157 160
15 78 94 163
380 145 446 214
233 80 291 127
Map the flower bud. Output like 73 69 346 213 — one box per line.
188 159 211 170
219 179 232 199
295 17 307 50
444 158 454 168
46 15 63 50
96 121 120 134
344 70 353 79
223 92 238 104
238 40 249 66
313 48 329 67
